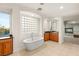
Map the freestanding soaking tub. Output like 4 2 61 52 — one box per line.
23 37 44 51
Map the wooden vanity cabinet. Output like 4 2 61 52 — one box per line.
44 32 50 41
44 31 59 42
0 38 13 56
3 38 13 56
0 41 3 56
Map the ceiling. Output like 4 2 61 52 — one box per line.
64 15 79 21
64 15 79 24
17 3 79 17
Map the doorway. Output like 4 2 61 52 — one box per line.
63 15 79 45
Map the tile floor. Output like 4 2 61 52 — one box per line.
10 37 79 56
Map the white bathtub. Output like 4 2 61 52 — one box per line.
23 37 44 51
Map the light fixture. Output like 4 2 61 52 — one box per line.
36 3 44 11
37 8 42 11
60 6 64 10
31 14 34 16
40 3 44 5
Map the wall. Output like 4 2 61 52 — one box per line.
0 4 64 53
0 4 22 52
51 18 59 31
54 17 64 44
0 4 43 52
43 17 59 32
43 18 50 32
43 17 64 44
73 24 79 34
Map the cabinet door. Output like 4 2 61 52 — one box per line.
54 34 58 42
44 33 49 41
50 33 54 41
3 39 13 55
0 41 3 56
50 33 58 42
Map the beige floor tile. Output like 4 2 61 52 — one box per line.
10 37 79 56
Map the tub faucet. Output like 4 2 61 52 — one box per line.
31 33 33 41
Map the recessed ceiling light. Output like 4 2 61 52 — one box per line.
40 3 44 5
60 6 64 10
31 14 34 16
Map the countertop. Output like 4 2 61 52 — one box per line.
0 37 10 40
45 31 58 33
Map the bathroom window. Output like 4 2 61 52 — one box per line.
20 11 40 35
0 12 10 37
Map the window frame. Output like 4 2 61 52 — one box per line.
0 11 11 38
